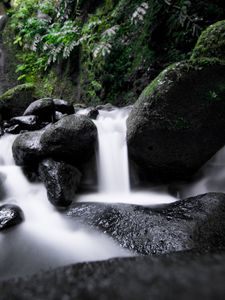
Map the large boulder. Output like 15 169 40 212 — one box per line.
127 59 225 182
0 84 35 120
0 204 24 231
2 252 225 300
40 115 97 165
68 193 225 255
191 20 225 60
12 130 44 166
39 159 81 207
23 98 54 122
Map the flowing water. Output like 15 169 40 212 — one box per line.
78 107 177 205
0 132 131 280
1 107 224 280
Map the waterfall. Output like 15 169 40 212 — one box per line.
0 135 130 280
78 107 177 205
94 108 130 193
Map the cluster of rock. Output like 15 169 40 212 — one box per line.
10 98 97 208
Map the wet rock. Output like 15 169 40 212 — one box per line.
96 103 116 111
39 158 81 207
23 98 54 122
55 111 67 122
87 108 99 120
40 115 97 165
0 84 35 120
5 124 21 134
0 204 24 230
12 130 44 166
127 60 225 182
9 115 39 130
74 104 87 109
53 99 75 115
2 251 225 300
68 193 225 255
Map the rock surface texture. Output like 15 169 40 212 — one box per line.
68 193 225 255
127 60 225 182
0 204 24 230
40 114 97 165
1 251 225 300
39 159 81 207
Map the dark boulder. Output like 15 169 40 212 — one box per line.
12 130 44 166
53 99 75 115
0 204 24 230
68 193 225 255
23 98 54 122
127 59 225 182
0 84 35 120
87 108 99 120
2 252 225 300
39 159 81 207
40 115 97 165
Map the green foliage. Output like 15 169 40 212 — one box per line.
5 0 225 105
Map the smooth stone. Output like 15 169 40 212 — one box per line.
0 204 24 230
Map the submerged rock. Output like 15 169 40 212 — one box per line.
53 99 75 115
0 204 24 230
68 193 225 255
23 98 54 122
39 159 81 207
87 108 99 120
127 59 225 182
2 251 225 300
12 130 44 166
40 115 97 165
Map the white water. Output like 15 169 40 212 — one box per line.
4 106 224 280
95 108 130 193
0 135 131 280
78 107 177 205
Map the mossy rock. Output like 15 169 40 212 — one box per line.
0 83 35 120
191 20 225 60
127 59 225 182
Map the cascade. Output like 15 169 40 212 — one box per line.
0 134 130 280
94 108 130 193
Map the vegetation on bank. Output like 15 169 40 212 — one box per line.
2 0 225 105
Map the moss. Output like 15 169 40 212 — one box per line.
191 20 225 60
0 83 34 103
